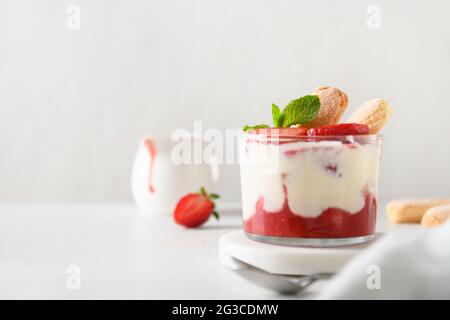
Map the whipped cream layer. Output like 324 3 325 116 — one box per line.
239 138 381 220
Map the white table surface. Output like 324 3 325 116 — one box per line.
0 203 416 299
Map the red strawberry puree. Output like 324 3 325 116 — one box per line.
244 189 376 238
143 138 157 193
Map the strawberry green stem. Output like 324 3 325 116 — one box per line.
198 186 220 220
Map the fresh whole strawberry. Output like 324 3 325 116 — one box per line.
173 187 220 228
307 123 369 136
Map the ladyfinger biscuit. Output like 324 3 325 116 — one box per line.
386 199 450 223
421 205 450 227
346 99 392 134
305 86 348 128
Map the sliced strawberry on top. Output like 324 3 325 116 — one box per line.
248 127 308 137
173 187 220 228
307 123 369 136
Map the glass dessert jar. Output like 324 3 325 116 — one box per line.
239 129 382 247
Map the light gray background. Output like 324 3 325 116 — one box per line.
1 0 449 204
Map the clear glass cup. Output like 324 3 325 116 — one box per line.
239 128 382 247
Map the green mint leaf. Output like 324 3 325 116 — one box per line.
199 187 207 196
277 114 285 127
212 211 220 220
272 103 282 127
281 95 320 127
242 124 269 132
209 193 220 199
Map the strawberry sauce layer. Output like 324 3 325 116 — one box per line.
244 192 376 238
143 138 157 193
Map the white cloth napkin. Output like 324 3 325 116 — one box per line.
318 221 450 299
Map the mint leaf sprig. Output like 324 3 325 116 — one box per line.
243 95 320 132
277 95 320 127
272 104 284 127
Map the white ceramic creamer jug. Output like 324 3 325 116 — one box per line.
131 136 219 214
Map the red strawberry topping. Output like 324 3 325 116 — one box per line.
307 123 369 136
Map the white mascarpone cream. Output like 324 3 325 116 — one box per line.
239 137 381 220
